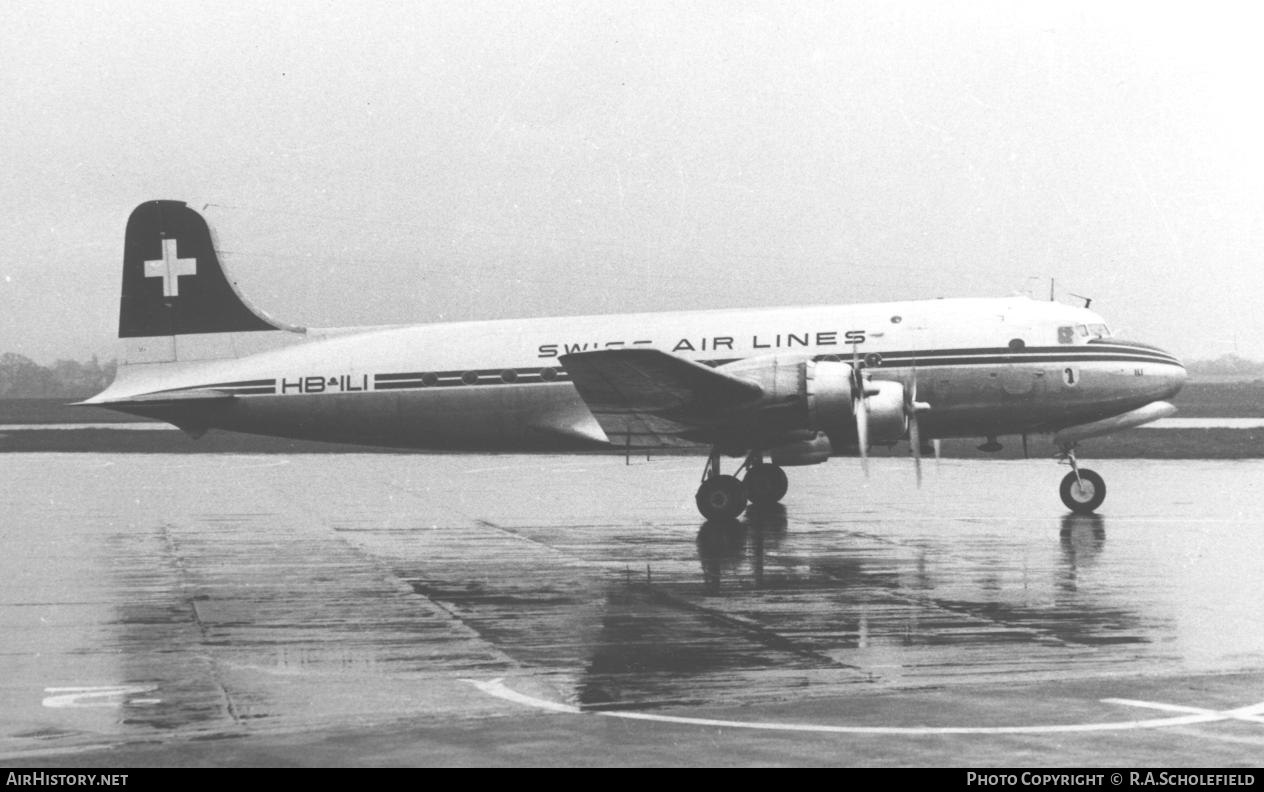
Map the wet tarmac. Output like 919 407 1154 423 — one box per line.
1 453 1262 766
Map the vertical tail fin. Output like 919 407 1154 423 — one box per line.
120 200 302 363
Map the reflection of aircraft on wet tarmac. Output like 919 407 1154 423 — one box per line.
696 505 789 592
580 511 1139 708
86 201 1186 519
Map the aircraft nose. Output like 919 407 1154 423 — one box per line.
1110 339 1186 401
1155 348 1186 400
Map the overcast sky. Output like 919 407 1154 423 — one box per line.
2 1 1261 364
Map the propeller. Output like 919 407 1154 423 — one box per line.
851 342 869 476
904 362 932 487
852 343 930 484
907 373 922 486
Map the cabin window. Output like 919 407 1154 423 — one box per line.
421 373 438 386
540 367 558 382
500 369 518 383
1008 338 1026 351
1077 324 1090 337
1088 323 1111 339
461 371 479 385
1057 326 1074 344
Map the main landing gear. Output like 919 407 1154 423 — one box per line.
1057 445 1106 514
695 449 788 520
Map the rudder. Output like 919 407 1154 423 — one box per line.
121 200 283 338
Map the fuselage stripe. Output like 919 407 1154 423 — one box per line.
202 379 276 388
165 345 1181 397
865 354 1180 368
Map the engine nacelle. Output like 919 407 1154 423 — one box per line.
805 359 853 432
861 379 908 445
803 359 907 445
716 355 907 446
717 354 813 405
768 429 832 466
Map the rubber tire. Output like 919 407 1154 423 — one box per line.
695 475 748 520
744 464 788 505
1060 469 1106 514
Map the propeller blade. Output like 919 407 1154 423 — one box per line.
933 438 942 465
855 391 869 477
906 364 925 487
909 409 922 487
852 341 869 476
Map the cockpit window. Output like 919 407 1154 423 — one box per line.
1059 323 1111 343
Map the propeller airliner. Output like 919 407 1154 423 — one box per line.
85 201 1187 519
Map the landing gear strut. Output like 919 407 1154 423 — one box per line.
1057 446 1106 514
694 449 789 519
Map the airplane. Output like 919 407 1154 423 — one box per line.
84 200 1187 520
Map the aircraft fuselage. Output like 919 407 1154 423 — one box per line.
92 297 1185 451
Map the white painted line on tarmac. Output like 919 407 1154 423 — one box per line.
0 742 127 762
43 685 158 708
468 678 1264 735
1104 698 1264 725
230 457 292 469
170 456 292 469
0 423 176 430
1144 418 1264 429
466 679 581 714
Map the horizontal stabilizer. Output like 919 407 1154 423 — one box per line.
75 389 237 407
526 409 610 445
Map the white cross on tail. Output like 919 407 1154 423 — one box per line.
143 238 197 297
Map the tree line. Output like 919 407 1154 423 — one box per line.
1184 354 1264 377
0 353 117 398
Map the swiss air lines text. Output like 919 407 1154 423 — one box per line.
537 330 866 358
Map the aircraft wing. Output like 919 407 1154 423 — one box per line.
559 348 762 446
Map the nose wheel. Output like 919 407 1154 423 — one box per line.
1060 469 1106 513
1057 446 1106 514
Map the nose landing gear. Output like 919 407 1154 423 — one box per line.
1057 446 1106 514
